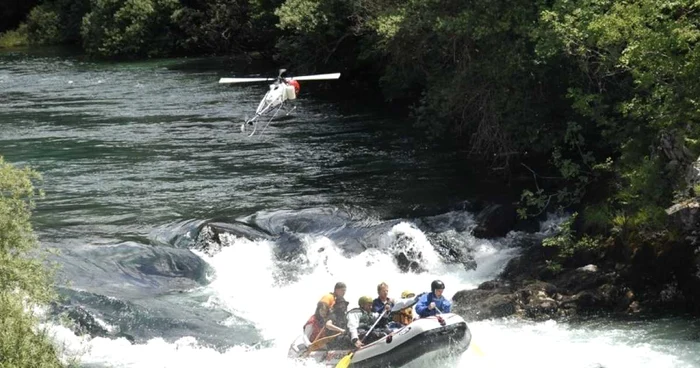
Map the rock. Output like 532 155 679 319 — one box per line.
395 252 422 273
552 267 610 294
478 280 502 290
389 232 427 273
472 203 517 239
50 304 135 343
578 264 598 272
453 289 518 320
628 300 641 314
666 199 700 243
427 232 477 271
659 131 693 170
686 156 700 195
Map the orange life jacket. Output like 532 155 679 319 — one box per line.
392 307 413 326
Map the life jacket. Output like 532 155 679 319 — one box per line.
303 315 325 342
392 307 413 326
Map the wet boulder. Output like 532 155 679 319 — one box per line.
134 247 211 285
50 304 135 343
472 203 517 239
427 232 477 271
452 282 518 320
193 221 272 256
666 199 700 245
390 233 426 273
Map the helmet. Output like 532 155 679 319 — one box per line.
401 290 416 299
431 280 445 292
358 296 373 306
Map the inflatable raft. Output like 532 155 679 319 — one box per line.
288 312 471 367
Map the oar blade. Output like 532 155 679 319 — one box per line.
335 353 353 368
391 297 418 312
219 77 274 84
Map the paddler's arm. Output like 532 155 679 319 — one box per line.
415 294 431 317
325 319 345 333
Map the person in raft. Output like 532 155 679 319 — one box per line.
415 280 451 317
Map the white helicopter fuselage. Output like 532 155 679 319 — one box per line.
256 82 297 116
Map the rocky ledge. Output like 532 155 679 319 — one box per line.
451 199 700 321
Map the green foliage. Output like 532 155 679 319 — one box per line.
0 157 60 367
25 4 61 45
246 0 285 52
274 0 363 70
276 0 326 32
543 213 604 272
582 204 612 234
0 295 62 368
171 0 255 55
0 24 29 48
82 0 181 58
25 0 90 45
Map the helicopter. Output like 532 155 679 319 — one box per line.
219 69 341 136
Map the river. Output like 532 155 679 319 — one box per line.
1 48 698 368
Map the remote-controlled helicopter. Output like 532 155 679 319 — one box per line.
219 69 341 136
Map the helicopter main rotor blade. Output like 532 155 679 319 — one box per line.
287 73 341 81
219 77 276 84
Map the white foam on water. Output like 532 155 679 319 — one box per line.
457 319 691 368
44 219 695 367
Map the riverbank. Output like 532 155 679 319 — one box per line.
453 201 700 321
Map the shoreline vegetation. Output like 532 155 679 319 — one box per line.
1 0 699 363
0 157 62 367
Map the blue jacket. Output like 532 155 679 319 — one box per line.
415 292 451 317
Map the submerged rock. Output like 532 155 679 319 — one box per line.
193 221 272 256
51 303 135 343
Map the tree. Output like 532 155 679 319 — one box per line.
0 156 60 368
81 0 181 58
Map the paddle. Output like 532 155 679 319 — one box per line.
335 308 388 368
301 331 343 357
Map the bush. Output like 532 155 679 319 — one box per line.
23 0 90 46
25 4 62 45
171 0 256 55
81 0 180 58
542 213 605 272
0 24 29 48
0 156 60 367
